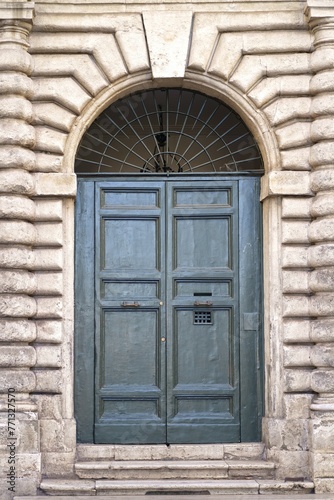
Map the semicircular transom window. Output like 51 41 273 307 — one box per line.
75 88 263 174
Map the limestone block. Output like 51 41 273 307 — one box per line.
283 295 309 317
309 218 334 243
35 345 62 368
35 152 63 173
281 147 311 171
312 93 334 116
143 11 192 80
311 48 334 73
261 172 311 199
33 77 91 115
0 246 34 269
311 416 334 451
310 268 334 292
0 294 36 318
41 451 76 477
282 247 308 268
35 223 62 246
284 393 312 419
276 122 311 150
311 117 334 142
312 453 334 478
32 248 63 271
34 369 62 393
0 194 35 220
311 71 334 95
229 54 310 93
264 98 311 127
0 269 36 294
15 418 39 453
40 418 76 452
310 141 334 167
35 272 63 296
310 294 334 316
309 243 334 268
35 297 62 319
0 478 38 498
283 319 311 343
31 33 128 82
311 345 334 368
0 453 41 478
0 95 32 122
0 48 32 74
311 369 334 394
0 319 36 342
0 168 34 195
311 318 334 343
249 76 311 109
282 221 310 244
284 368 312 392
114 29 150 75
34 126 67 155
311 194 334 219
266 449 310 480
0 221 36 245
0 346 36 367
0 118 35 148
263 417 310 451
33 102 76 133
0 72 33 98
0 145 35 170
0 369 35 392
33 173 76 197
283 345 312 367
34 199 62 222
33 54 108 96
311 168 334 192
35 320 62 343
314 478 334 493
282 197 312 219
282 270 309 293
32 394 63 420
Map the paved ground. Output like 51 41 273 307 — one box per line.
14 495 334 499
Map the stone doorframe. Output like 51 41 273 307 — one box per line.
1 0 334 496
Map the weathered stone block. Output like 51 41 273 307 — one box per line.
0 319 36 342
311 168 334 192
276 122 311 150
34 369 62 393
32 394 63 420
284 368 312 392
282 221 309 244
283 345 312 367
311 369 334 394
0 95 32 122
41 451 76 477
35 320 62 343
32 102 76 132
283 319 311 343
309 218 334 243
34 126 67 155
0 294 36 318
0 270 36 294
35 297 62 319
310 71 334 95
15 418 39 454
261 172 311 199
281 146 311 170
282 247 308 268
0 346 36 368
283 295 309 317
284 394 312 419
40 419 76 453
310 268 334 292
312 452 334 478
264 97 311 127
35 223 63 246
282 197 312 219
0 48 32 74
0 220 36 245
311 318 334 343
0 370 35 393
35 345 62 368
0 118 35 148
35 152 63 172
311 416 334 451
310 141 334 167
34 199 62 221
310 294 334 316
0 194 35 219
309 244 334 267
35 272 63 296
314 478 334 494
311 193 334 217
32 248 63 271
263 417 310 451
282 270 309 293
266 449 310 480
0 72 33 98
0 246 34 270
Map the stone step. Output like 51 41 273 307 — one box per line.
39 478 315 496
76 443 265 462
75 459 275 480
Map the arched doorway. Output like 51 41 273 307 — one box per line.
74 88 264 444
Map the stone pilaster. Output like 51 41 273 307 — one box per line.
306 0 334 493
0 3 40 498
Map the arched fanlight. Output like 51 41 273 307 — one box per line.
75 88 263 174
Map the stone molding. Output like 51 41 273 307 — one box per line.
0 2 34 21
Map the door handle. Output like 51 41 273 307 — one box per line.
194 301 213 307
121 301 140 307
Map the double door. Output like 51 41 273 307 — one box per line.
75 176 263 444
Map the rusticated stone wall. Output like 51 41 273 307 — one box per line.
1 0 334 496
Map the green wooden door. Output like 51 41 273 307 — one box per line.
75 176 263 444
